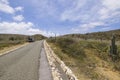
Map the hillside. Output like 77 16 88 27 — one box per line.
0 34 46 42
0 34 27 42
0 34 46 50
63 29 120 40
31 34 47 41
47 29 120 80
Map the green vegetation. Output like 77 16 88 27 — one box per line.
47 36 120 80
31 34 47 40
0 34 26 50
0 34 46 50
64 29 120 40
110 35 119 61
0 41 24 50
0 34 46 41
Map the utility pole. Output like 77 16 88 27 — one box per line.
55 33 56 42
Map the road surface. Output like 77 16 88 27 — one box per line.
0 41 53 80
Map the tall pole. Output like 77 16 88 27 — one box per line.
55 33 56 42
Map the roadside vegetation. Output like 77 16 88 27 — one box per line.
0 41 24 50
64 29 120 40
0 34 46 52
0 34 26 51
47 36 120 80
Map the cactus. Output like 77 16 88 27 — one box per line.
110 35 118 61
110 35 119 61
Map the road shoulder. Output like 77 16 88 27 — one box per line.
0 43 29 56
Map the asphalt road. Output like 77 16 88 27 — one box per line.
39 48 53 80
0 41 52 80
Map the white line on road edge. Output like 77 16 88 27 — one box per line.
0 43 28 57
44 40 78 80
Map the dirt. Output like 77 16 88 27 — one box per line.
95 67 120 80
83 49 120 80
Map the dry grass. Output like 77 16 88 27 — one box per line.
0 41 27 55
47 38 120 80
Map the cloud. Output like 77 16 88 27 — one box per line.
102 0 120 10
0 21 54 37
0 0 56 37
72 22 104 33
15 6 23 12
1 0 119 35
99 0 120 20
60 0 87 21
101 27 111 31
0 0 9 4
29 0 58 18
13 15 24 21
0 0 15 14
0 22 33 33
60 0 120 33
0 0 23 14
29 0 80 19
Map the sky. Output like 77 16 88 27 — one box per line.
0 0 120 36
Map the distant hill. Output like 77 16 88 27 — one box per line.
63 29 120 40
31 34 47 41
0 34 46 42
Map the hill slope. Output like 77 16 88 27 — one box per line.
0 34 46 42
64 29 120 40
0 34 46 50
47 29 120 80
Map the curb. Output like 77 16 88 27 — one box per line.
44 40 78 80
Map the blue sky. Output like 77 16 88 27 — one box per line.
0 0 120 36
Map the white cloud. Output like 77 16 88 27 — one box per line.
60 0 87 21
0 0 23 14
99 8 109 19
27 29 56 37
1 0 9 4
72 22 104 33
102 0 120 10
29 0 81 19
101 27 111 31
0 22 33 32
29 0 58 18
0 0 15 14
0 0 55 37
0 21 54 37
13 15 24 21
0 0 56 37
61 0 120 22
60 0 120 33
1 0 119 35
15 6 23 12
99 0 120 20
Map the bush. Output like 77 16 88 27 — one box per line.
48 37 86 60
56 37 75 48
47 37 56 43
94 42 108 53
67 43 86 60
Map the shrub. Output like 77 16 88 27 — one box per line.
56 37 75 48
48 37 86 60
67 43 86 60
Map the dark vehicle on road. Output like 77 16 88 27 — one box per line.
27 36 35 42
